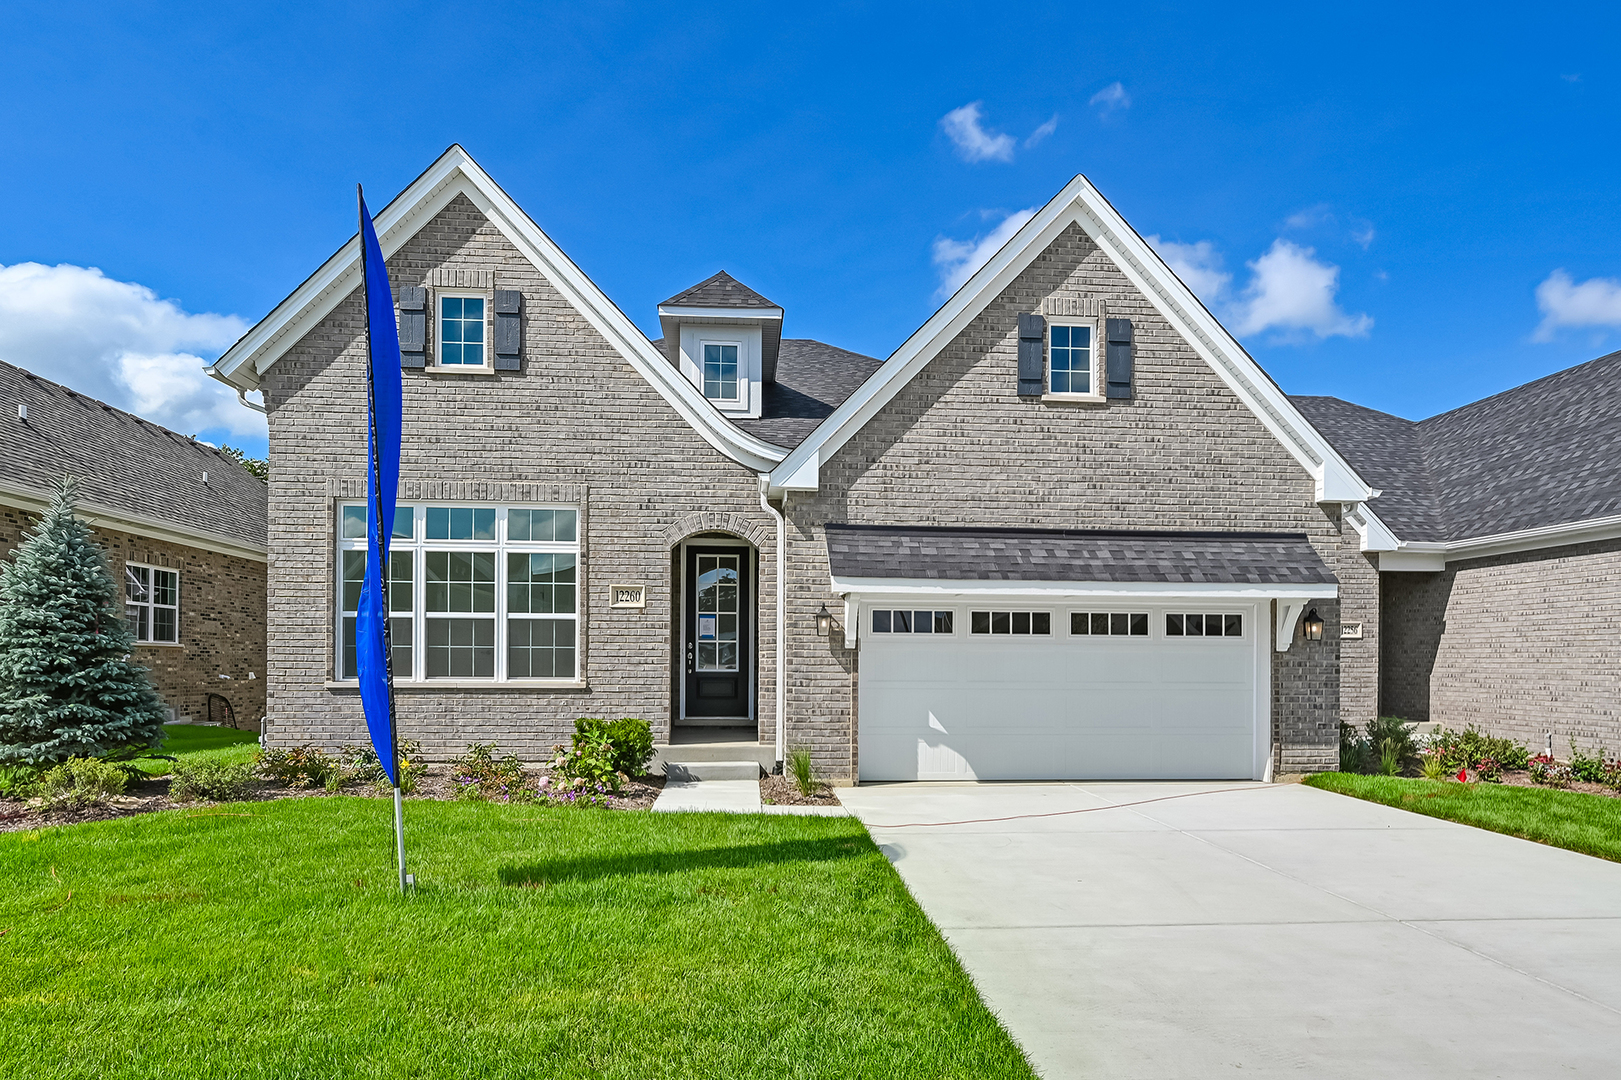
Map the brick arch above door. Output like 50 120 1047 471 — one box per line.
658 511 772 550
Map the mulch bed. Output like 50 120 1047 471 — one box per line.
0 767 666 833
759 774 841 806
1494 769 1620 798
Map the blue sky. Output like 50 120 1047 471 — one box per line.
2 1 1618 462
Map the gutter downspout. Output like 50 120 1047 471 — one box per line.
236 387 267 414
759 475 787 771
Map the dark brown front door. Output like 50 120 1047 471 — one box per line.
684 546 750 718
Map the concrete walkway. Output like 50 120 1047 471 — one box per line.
837 780 1621 1079
652 778 849 815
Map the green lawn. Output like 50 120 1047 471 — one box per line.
1304 772 1621 862
131 723 260 776
0 799 1034 1079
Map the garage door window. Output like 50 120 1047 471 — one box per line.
970 611 1051 635
872 609 953 634
1166 613 1243 637
1070 612 1148 636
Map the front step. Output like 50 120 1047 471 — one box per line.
652 730 775 775
663 760 763 781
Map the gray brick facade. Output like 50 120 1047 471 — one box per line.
1381 539 1621 752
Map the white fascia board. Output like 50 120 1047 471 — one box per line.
209 145 786 474
1344 502 1401 553
656 305 783 321
0 483 267 563
770 174 1374 505
1380 547 1447 572
830 576 1337 601
1442 513 1621 562
775 449 819 493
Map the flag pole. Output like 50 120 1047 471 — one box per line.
358 183 407 895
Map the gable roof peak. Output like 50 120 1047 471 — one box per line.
661 271 780 312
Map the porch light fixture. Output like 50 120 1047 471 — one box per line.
1302 608 1324 641
814 603 833 638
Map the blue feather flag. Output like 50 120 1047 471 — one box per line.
356 188 403 786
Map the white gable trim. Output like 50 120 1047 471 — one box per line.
208 145 786 473
767 174 1373 503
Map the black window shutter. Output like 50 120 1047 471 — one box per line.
493 289 521 371
1105 317 1133 399
1017 313 1045 396
398 287 426 369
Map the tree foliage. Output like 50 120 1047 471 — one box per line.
219 444 268 481
0 479 168 763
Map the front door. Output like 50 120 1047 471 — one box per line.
684 546 751 719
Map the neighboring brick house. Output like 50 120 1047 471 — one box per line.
1298 353 1621 755
208 145 1403 782
0 361 268 728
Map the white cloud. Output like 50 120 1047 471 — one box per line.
1146 236 1232 302
1025 114 1059 148
0 262 260 440
940 102 1016 163
932 209 1037 297
1284 204 1332 230
1533 269 1621 341
1231 240 1372 339
1350 223 1376 250
1089 82 1130 115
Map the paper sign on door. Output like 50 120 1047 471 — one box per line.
698 615 717 641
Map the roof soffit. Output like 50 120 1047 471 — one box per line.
209 146 785 473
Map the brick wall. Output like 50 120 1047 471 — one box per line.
0 504 267 729
1381 538 1621 752
261 193 775 761
784 223 1358 779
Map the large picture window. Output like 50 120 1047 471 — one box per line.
338 504 579 682
125 563 179 644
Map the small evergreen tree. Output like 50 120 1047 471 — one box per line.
0 479 167 763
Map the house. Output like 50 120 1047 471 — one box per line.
1297 353 1621 756
0 360 268 728
205 144 1408 783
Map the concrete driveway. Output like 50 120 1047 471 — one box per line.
837 781 1621 1079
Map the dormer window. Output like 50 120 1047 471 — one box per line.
438 294 486 367
703 342 740 402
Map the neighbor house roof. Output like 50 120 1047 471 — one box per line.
1295 350 1621 547
0 360 268 559
661 271 779 310
824 524 1337 588
651 338 886 450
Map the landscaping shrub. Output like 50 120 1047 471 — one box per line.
1528 753 1574 787
452 743 534 802
169 759 257 802
547 726 622 795
1367 716 1419 773
1339 721 1373 774
573 718 654 777
258 745 340 789
337 739 424 794
1568 741 1609 785
35 757 129 808
1429 726 1529 772
788 747 818 796
1377 738 1402 776
1420 747 1449 781
0 763 43 799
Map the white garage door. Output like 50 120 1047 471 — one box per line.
858 604 1264 781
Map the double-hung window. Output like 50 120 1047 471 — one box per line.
1049 323 1093 395
338 504 579 682
125 564 179 644
702 342 739 402
438 294 486 367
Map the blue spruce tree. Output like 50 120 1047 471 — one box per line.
0 479 167 762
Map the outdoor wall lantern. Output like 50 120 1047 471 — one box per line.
815 603 834 637
1302 608 1324 641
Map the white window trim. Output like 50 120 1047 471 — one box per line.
125 561 182 647
698 337 745 405
866 607 960 636
1045 318 1106 403
433 290 493 373
336 502 582 684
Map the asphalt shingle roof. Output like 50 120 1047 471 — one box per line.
824 524 1337 585
660 271 779 310
1295 350 1621 543
0 360 268 551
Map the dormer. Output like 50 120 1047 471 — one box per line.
657 271 782 419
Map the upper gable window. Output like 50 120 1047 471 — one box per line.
702 342 740 402
438 294 486 368
1049 324 1093 396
